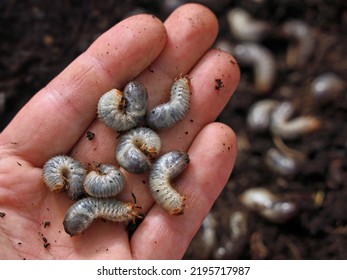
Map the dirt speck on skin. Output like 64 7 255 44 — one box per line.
1 0 346 260
43 221 51 228
215 78 224 91
86 131 95 141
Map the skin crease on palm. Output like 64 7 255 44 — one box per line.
0 4 240 260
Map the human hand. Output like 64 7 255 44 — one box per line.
0 3 239 259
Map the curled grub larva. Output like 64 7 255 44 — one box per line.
264 147 304 176
97 81 148 132
239 187 297 223
116 127 161 174
146 77 191 130
281 20 314 68
227 8 271 41
42 155 86 200
83 164 126 197
63 197 142 236
270 101 320 140
149 151 190 215
233 43 276 93
247 99 280 131
311 72 345 104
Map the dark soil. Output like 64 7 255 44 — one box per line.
1 0 346 259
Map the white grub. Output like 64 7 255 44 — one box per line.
264 147 304 176
234 43 276 93
212 211 249 260
83 164 126 198
149 151 190 215
247 99 280 131
200 213 217 253
229 211 248 241
63 197 142 236
311 72 345 104
227 8 271 42
281 20 315 68
146 77 191 130
239 187 297 223
116 127 161 174
42 155 86 200
270 101 320 140
186 212 217 259
97 81 148 132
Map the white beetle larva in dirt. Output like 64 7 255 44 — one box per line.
63 197 142 236
247 99 280 131
281 19 314 68
42 155 87 200
83 164 126 198
211 210 249 260
149 150 190 215
264 147 304 176
239 187 297 223
227 8 271 42
311 72 345 104
270 101 320 140
97 81 148 132
185 212 217 259
116 127 161 174
146 76 191 130
233 43 276 93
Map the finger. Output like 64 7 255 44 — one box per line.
70 3 220 165
0 14 167 166
130 122 237 259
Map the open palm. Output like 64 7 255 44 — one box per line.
0 4 239 260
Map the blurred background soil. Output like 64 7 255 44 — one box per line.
1 0 346 259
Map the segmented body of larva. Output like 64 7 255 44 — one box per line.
97 81 148 132
63 197 142 236
116 127 161 174
149 151 190 215
264 147 303 176
83 164 126 197
42 155 86 200
281 20 314 68
270 101 320 140
233 43 276 93
146 77 191 130
247 99 280 131
211 210 249 260
239 187 297 223
227 8 271 41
